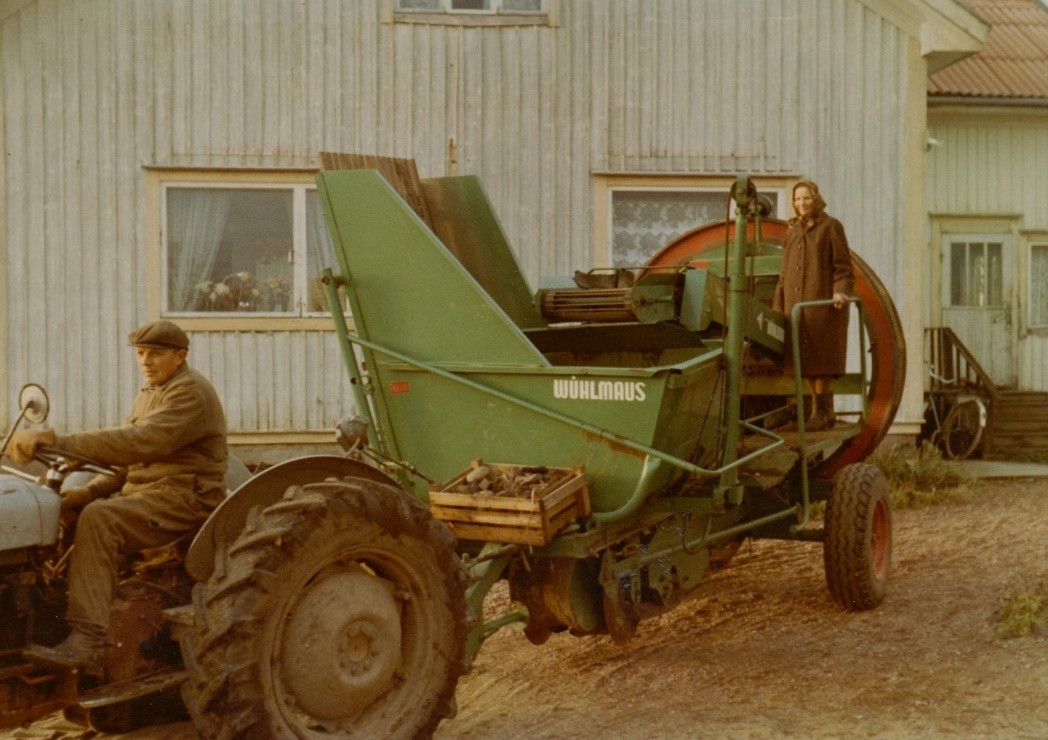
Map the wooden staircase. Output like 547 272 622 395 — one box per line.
984 391 1048 459
926 327 1048 459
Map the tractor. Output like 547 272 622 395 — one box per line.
0 158 904 738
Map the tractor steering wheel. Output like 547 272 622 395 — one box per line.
35 445 118 477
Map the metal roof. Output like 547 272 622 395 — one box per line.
928 0 1048 99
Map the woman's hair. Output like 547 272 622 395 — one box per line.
790 180 827 224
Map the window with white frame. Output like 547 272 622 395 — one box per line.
609 188 781 267
391 0 553 25
397 0 544 12
1031 243 1048 327
945 237 1005 308
162 183 342 316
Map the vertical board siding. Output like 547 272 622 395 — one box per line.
4 0 914 432
1021 339 1048 390
928 118 1048 223
928 114 1048 390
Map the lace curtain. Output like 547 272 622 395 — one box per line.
611 191 729 267
167 189 233 311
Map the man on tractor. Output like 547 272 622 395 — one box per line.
4 319 227 674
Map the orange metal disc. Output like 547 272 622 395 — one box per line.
645 219 906 477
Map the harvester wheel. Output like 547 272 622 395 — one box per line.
823 463 892 611
644 219 906 478
180 479 471 739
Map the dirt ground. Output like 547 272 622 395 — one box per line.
14 478 1048 739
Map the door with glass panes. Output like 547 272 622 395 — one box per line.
941 234 1014 387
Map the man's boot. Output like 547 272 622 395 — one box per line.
23 623 106 675
807 394 836 431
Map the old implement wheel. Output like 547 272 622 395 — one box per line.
823 463 892 611
181 479 471 739
942 397 986 460
645 218 906 478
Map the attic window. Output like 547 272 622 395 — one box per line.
400 0 542 11
392 0 554 26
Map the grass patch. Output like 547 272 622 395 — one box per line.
870 442 972 510
995 579 1048 639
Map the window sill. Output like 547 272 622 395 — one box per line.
163 316 354 332
393 11 550 26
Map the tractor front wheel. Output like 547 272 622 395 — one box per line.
181 479 471 739
823 463 892 611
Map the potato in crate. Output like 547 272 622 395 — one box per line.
429 461 590 546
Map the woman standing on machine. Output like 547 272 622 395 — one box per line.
773 179 854 430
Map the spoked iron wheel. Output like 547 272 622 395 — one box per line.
942 397 986 460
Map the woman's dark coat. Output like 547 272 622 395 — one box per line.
772 212 855 376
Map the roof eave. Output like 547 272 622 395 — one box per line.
918 0 990 74
929 95 1048 108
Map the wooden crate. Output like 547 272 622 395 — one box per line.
429 462 590 546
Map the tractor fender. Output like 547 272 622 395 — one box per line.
185 455 400 582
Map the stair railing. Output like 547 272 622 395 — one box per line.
924 326 1000 404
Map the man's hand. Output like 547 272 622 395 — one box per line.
5 428 56 466
60 486 95 512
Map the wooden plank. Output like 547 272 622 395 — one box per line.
992 413 1048 427
430 494 542 514
440 521 547 547
317 152 432 228
430 506 543 528
430 464 588 545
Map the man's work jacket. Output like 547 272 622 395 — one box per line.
56 363 228 507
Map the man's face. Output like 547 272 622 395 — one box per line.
136 347 186 386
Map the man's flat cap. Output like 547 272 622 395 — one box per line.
128 320 190 350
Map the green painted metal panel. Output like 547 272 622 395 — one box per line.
421 175 546 330
318 167 728 516
317 170 546 367
374 355 723 512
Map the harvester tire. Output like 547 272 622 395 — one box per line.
180 479 471 739
823 463 892 611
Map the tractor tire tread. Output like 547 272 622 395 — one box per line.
181 477 470 739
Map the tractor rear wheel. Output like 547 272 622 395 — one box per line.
823 463 892 611
180 479 471 739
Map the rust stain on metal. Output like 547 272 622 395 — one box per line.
581 429 647 459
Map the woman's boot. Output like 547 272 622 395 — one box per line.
807 393 836 431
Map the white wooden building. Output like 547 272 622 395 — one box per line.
0 0 987 463
926 0 1048 391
